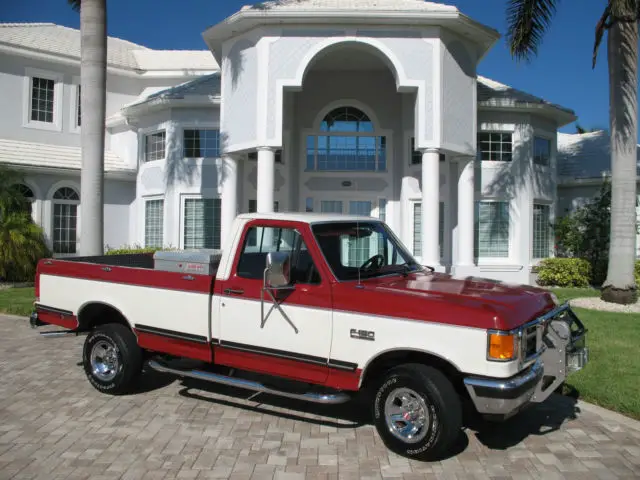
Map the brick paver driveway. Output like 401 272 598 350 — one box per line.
1 315 639 479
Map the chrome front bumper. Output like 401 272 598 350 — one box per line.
463 303 588 420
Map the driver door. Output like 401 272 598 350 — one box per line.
217 221 333 384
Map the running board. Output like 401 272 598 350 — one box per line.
39 330 86 338
147 359 351 405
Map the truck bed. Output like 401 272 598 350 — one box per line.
35 253 217 360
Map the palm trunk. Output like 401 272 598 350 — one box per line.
601 13 639 304
79 0 107 256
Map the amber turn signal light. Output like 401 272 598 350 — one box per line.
487 332 516 361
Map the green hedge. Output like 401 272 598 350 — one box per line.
536 258 592 288
635 260 640 287
104 244 175 256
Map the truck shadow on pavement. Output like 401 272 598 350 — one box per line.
463 387 581 451
141 367 581 460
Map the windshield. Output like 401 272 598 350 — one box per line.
311 221 422 281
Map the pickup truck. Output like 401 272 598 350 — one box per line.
30 212 588 460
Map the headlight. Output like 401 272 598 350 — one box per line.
487 331 518 361
549 292 559 305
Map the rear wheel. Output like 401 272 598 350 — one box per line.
372 363 462 461
82 323 142 395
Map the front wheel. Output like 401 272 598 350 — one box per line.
372 363 462 461
82 323 142 395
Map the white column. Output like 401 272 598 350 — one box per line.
421 148 440 266
220 155 238 250
257 147 275 213
457 157 475 266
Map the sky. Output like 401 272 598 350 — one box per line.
1 0 619 133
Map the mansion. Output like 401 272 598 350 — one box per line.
0 0 583 285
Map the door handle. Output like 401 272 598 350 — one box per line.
224 288 245 295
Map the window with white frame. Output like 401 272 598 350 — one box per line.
306 107 386 172
144 131 166 162
410 137 445 165
52 187 79 254
474 201 510 258
532 203 551 259
533 136 551 166
412 202 444 259
478 132 513 162
183 198 221 249
144 199 164 248
183 129 221 158
30 77 55 123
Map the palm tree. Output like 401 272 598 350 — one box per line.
506 0 639 304
69 0 107 256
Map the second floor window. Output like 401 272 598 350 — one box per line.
183 129 221 158
144 131 165 162
30 77 55 123
534 136 551 166
478 132 512 162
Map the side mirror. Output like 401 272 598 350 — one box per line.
264 251 291 288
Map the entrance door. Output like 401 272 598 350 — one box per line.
217 221 332 384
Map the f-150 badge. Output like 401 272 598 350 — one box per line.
350 329 375 341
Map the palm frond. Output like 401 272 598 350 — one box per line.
505 0 559 62
592 4 612 69
68 0 81 12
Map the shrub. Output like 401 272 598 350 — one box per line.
0 166 51 282
536 258 592 288
104 244 176 255
554 180 610 285
635 260 640 288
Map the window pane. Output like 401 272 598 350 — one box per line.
237 227 320 283
53 203 77 254
183 198 221 249
145 199 164 248
532 204 551 258
320 201 343 214
474 201 510 258
320 106 373 133
183 129 221 158
534 137 551 166
30 77 55 123
413 202 422 257
145 131 166 162
477 132 512 162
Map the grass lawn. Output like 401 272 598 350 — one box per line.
0 287 35 317
549 287 640 420
0 285 638 419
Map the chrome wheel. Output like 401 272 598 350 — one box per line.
90 339 119 382
384 387 430 444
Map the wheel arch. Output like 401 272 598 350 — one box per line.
359 348 464 391
77 301 133 333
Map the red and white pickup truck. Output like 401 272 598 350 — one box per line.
30 212 588 460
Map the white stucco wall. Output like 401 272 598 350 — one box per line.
18 172 134 252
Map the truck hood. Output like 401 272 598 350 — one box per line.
368 271 556 330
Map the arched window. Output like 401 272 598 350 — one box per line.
320 107 374 133
13 184 34 215
307 106 386 172
52 186 80 254
16 184 34 199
